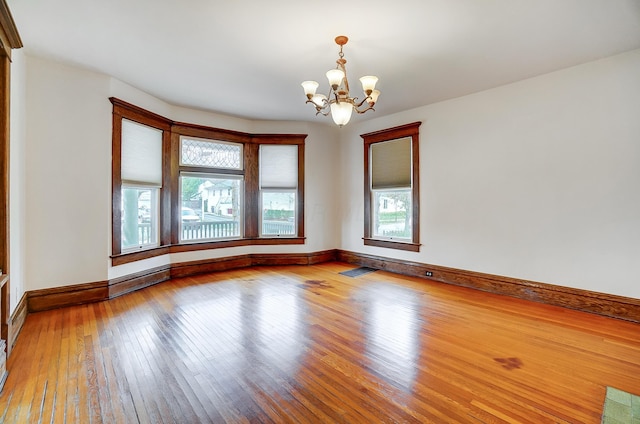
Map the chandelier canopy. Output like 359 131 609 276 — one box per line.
301 36 380 127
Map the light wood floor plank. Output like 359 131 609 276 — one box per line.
1 262 639 423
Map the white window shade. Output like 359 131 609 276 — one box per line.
371 137 412 189
121 119 163 187
260 145 298 189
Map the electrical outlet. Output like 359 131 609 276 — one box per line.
425 271 433 277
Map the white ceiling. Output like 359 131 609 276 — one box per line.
7 0 640 124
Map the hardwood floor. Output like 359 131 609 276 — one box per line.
1 262 639 423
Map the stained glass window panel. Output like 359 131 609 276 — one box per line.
180 137 242 169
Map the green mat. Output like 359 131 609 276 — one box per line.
602 387 640 423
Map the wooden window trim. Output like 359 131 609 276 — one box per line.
1 0 22 359
361 122 421 251
111 98 172 256
110 98 306 264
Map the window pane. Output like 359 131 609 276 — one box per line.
372 189 412 240
181 175 242 241
122 187 159 250
180 137 242 169
261 191 296 236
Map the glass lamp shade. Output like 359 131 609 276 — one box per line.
359 75 378 93
301 81 319 97
330 102 353 127
326 69 345 88
368 89 381 104
311 94 327 107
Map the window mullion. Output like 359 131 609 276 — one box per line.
244 143 259 238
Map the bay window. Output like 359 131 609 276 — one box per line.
110 98 306 264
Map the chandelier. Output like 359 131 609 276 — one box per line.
301 36 380 127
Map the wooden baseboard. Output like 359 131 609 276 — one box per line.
170 255 253 279
109 266 171 299
8 292 27 355
336 250 640 323
26 250 339 313
28 280 109 313
23 249 639 324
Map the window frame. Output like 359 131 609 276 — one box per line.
111 99 172 257
259 143 299 238
362 122 421 252
110 98 306 265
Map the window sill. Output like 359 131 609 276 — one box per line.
363 237 421 252
111 237 306 266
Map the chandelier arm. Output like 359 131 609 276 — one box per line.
353 104 376 114
305 96 332 114
354 96 371 108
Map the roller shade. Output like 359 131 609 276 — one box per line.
371 137 411 189
260 145 298 189
121 119 163 187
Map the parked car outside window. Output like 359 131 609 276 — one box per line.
181 207 200 222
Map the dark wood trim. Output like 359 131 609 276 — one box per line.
244 142 259 238
111 109 123 256
0 54 9 366
109 266 171 299
170 250 335 278
173 122 250 144
0 275 7 354
249 134 307 145
170 255 253 279
28 250 338 312
28 280 109 313
297 143 305 238
0 55 7 276
360 121 423 142
109 97 172 129
111 238 307 266
111 246 171 266
0 0 22 58
250 250 336 266
110 98 173 257
0 1 20 382
336 250 640 323
247 237 306 246
7 291 25 353
169 238 306 252
362 238 421 252
362 122 421 251
169 131 181 245
307 249 337 264
112 98 307 263
20 249 640 324
161 123 173 247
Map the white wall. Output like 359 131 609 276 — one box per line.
24 56 112 291
12 48 640 305
18 55 340 287
339 48 640 299
9 49 26 313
